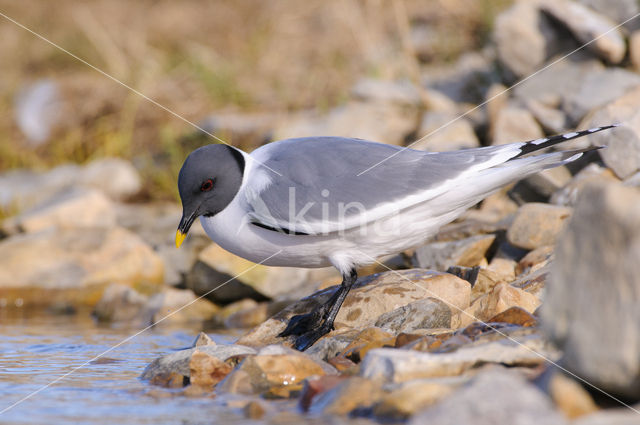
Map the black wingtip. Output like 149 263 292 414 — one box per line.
514 124 618 159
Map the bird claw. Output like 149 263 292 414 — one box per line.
278 310 333 350
292 324 333 351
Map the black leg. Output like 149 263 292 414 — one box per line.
278 268 358 351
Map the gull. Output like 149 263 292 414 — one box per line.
175 124 616 350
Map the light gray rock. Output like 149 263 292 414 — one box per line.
14 79 63 146
412 111 479 152
92 283 148 323
493 1 577 80
541 0 626 64
580 86 640 179
573 409 640 425
577 0 639 30
550 164 619 206
543 182 640 399
413 234 496 271
375 298 451 334
409 368 567 425
81 158 142 201
360 333 558 383
274 101 419 146
141 344 256 381
350 78 422 107
526 99 568 133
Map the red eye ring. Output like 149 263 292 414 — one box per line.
200 179 214 192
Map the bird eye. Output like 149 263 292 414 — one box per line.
200 179 214 192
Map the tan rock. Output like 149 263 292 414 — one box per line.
492 106 544 146
507 203 572 250
517 245 554 275
548 372 598 419
551 164 619 206
374 379 457 419
630 30 640 73
470 268 508 303
339 327 396 362
0 226 163 308
413 111 479 152
238 270 471 347
189 350 233 388
459 283 541 328
488 306 538 327
307 377 383 415
192 332 215 347
486 257 517 282
142 288 219 326
224 302 268 329
413 234 496 271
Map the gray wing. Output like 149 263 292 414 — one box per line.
242 136 522 235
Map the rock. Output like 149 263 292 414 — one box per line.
237 270 471 347
80 158 142 201
2 188 116 234
487 306 538 327
307 377 383 415
192 332 215 347
408 368 567 425
243 400 268 420
227 345 336 394
565 68 640 124
350 78 422 107
630 30 640 73
580 87 640 179
541 0 626 64
470 268 508 302
517 245 554 275
507 203 572 250
375 298 452 334
493 1 575 79
573 409 640 425
412 234 496 271
223 301 268 329
0 227 163 309
299 375 349 411
141 287 219 326
141 344 256 384
304 329 361 362
273 101 419 146
459 283 541 328
92 283 148 323
198 112 274 148
550 163 619 206
526 99 568 133
546 371 598 419
492 105 544 145
412 111 479 152
361 333 558 383
542 182 640 399
373 378 458 419
485 257 517 283
522 166 573 200
577 0 639 30
189 350 233 388
187 243 337 303
511 263 550 299
339 327 396 363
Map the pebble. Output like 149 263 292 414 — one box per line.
412 234 496 271
373 378 458 419
492 105 544 145
458 283 541 328
375 298 452 334
412 111 479 152
307 377 383 416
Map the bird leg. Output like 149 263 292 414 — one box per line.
278 268 357 351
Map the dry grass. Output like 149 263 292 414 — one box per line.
0 0 510 200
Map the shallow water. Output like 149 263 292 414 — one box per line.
0 314 256 425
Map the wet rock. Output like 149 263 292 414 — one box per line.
492 105 544 145
238 270 471 347
581 87 640 179
361 332 557 383
493 1 575 79
192 332 215 348
227 345 336 394
375 298 452 334
189 349 234 388
92 283 148 323
507 203 572 250
274 101 419 146
307 376 383 415
339 327 396 363
412 111 479 152
543 182 640 399
187 243 337 303
299 375 349 411
305 329 361 362
459 283 541 328
0 226 163 308
541 0 625 64
373 378 459 419
141 287 219 326
409 368 567 425
550 163 619 206
141 344 256 384
2 188 116 235
412 234 496 271
350 78 422 107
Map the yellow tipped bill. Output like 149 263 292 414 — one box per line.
175 230 187 248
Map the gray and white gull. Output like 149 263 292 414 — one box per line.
176 124 616 350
